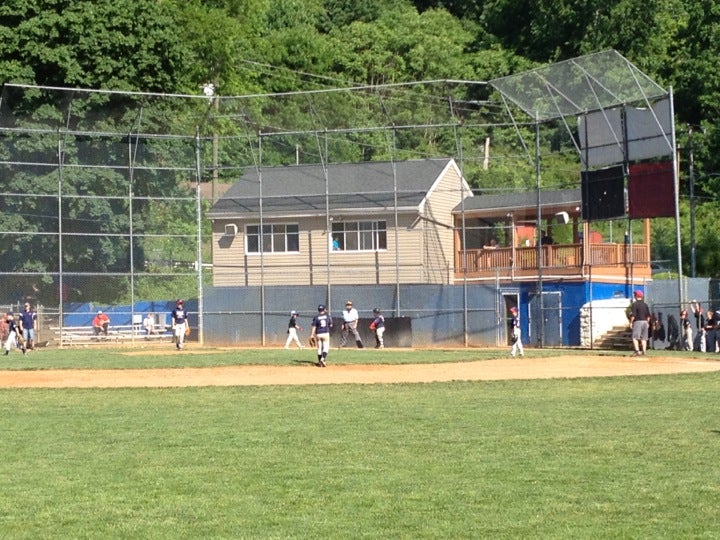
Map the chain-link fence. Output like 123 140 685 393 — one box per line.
0 53 681 348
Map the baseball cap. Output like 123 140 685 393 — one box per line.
373 307 381 314
510 306 518 313
177 299 184 304
97 310 103 314
318 304 326 312
634 290 643 298
291 310 297 315
345 300 353 306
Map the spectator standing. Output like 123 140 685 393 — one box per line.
629 290 651 357
284 310 304 350
92 310 110 338
0 315 7 344
143 313 156 337
19 302 37 350
171 299 189 350
340 300 363 348
370 308 386 349
509 306 524 357
704 309 718 353
310 304 333 367
4 312 26 356
690 300 706 351
680 309 693 351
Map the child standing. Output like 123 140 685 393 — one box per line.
4 313 26 356
284 310 304 349
370 308 385 349
510 306 524 357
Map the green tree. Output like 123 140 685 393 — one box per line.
0 0 190 91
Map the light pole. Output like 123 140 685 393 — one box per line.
688 126 696 277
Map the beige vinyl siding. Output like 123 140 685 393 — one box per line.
210 161 470 287
211 221 247 286
422 164 470 284
213 214 431 286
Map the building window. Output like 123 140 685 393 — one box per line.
331 221 387 252
246 224 299 253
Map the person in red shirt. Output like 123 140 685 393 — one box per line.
92 310 110 337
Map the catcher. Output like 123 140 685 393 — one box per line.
309 304 333 367
3 312 26 356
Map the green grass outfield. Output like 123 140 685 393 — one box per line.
1 347 719 538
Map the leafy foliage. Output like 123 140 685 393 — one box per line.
2 0 720 284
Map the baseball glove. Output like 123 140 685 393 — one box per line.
308 335 317 347
184 325 191 337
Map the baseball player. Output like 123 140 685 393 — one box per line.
340 300 363 348
4 312 26 356
171 299 188 350
509 306 524 357
284 310 304 349
310 304 333 367
369 308 385 349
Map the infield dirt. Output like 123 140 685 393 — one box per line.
0 353 718 388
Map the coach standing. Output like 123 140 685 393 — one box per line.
19 302 37 350
629 290 651 357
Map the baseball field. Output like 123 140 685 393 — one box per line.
1 346 719 538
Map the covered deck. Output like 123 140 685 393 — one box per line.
453 189 651 282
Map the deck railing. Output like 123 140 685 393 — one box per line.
455 243 650 275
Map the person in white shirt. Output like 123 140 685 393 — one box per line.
340 300 364 348
143 313 156 337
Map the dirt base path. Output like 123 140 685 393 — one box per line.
1 354 719 388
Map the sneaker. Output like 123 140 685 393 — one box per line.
318 358 326 367
632 351 642 357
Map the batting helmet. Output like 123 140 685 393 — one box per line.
318 304 326 312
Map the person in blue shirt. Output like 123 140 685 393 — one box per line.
284 310 304 350
19 302 37 350
171 299 189 350
370 308 385 349
310 304 333 367
510 306 524 357
3 312 26 356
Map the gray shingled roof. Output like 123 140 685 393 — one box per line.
453 189 581 220
208 158 456 218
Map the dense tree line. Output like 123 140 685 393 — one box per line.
1 0 718 278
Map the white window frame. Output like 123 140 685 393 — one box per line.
245 223 300 254
331 220 387 252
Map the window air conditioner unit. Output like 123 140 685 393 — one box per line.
224 224 238 236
